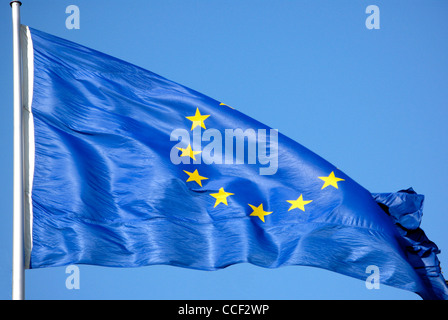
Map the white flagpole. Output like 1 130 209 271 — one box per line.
11 0 25 301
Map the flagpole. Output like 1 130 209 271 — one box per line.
10 0 25 301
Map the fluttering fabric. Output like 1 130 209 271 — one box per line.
26 27 447 300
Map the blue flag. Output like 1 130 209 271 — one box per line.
24 26 447 299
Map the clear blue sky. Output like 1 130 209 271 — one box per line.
1 0 448 300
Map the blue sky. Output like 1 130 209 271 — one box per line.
1 0 448 300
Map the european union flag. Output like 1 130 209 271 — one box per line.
23 26 448 299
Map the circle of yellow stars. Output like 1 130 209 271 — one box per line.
174 105 345 223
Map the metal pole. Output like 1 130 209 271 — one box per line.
10 0 25 301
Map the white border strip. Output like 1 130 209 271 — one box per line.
21 25 35 270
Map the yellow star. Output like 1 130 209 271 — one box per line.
210 187 234 208
318 171 345 190
248 203 273 223
286 195 313 212
183 169 208 187
186 108 210 130
219 102 234 109
177 144 202 161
